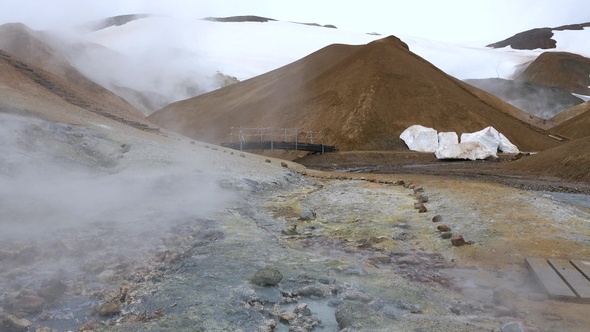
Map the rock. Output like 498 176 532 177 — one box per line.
499 133 520 153
78 319 101 331
281 225 299 236
418 205 427 213
413 186 424 194
416 194 428 203
281 162 288 168
501 321 525 332
297 284 333 298
435 141 497 160
438 131 459 149
97 301 120 316
440 232 452 239
414 202 424 209
279 311 296 323
36 327 59 332
400 125 439 152
265 159 271 163
299 208 316 221
294 303 312 316
437 224 452 232
335 300 380 329
451 234 466 246
432 215 443 222
14 295 45 313
250 267 283 286
37 279 67 303
493 287 517 307
461 126 502 153
1 313 33 332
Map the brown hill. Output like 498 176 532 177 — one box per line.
549 102 590 139
0 49 158 132
503 136 590 183
149 36 559 152
515 51 590 96
0 22 146 122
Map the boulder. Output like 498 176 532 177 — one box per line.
460 126 519 153
438 132 459 149
461 126 501 153
435 141 497 160
499 133 520 153
400 125 438 152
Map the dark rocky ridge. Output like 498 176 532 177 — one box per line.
487 22 590 49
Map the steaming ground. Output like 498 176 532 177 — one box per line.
2 109 590 331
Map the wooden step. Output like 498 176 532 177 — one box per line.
526 257 590 303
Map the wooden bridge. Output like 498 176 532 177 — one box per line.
221 127 337 153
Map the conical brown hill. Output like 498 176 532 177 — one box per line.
149 36 559 151
0 23 145 123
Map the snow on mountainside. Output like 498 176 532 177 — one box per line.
29 15 590 116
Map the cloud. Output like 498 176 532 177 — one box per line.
1 0 589 43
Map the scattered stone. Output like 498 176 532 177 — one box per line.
36 327 59 332
437 224 451 232
250 267 283 286
240 153 246 158
78 319 101 331
432 215 443 223
299 208 316 221
451 234 466 246
294 303 312 316
396 180 405 186
281 225 299 236
265 159 271 163
97 301 120 316
297 284 333 298
14 295 45 313
440 232 452 239
414 202 424 209
501 321 525 332
416 194 428 203
413 186 424 194
1 313 33 332
37 279 67 303
418 205 427 213
279 311 296 323
281 162 288 168
450 306 461 315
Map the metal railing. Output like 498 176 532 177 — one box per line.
228 127 326 152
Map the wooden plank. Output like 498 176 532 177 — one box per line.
548 259 590 302
525 257 577 300
571 260 590 281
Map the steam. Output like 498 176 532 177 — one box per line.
0 112 237 240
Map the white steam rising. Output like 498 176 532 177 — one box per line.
0 113 236 239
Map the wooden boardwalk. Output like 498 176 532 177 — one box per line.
526 257 590 302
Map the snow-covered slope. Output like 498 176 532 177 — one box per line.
44 15 590 115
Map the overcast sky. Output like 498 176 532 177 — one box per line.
1 0 589 44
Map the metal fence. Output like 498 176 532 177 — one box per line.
229 127 325 151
